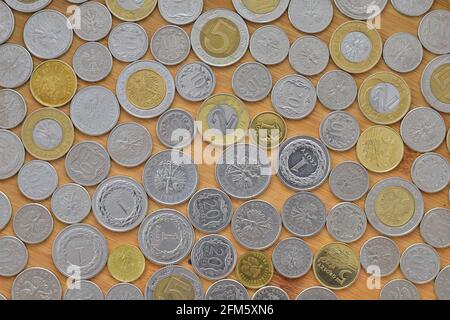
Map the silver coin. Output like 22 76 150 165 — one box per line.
116 60 175 119
272 75 317 120
52 223 108 280
0 1 14 45
421 54 450 113
143 150 198 205
400 107 446 153
0 191 11 231
340 31 373 64
383 32 423 73
145 265 204 300
365 177 424 237
232 62 272 102
0 89 27 129
418 10 450 55
65 141 111 187
72 42 113 82
278 136 331 191
400 243 441 284
326 203 367 243
64 280 104 300
191 9 249 67
317 70 358 111
249 25 290 66
329 161 370 202
411 152 450 193
175 61 216 102
253 286 289 300
296 286 338 300
0 44 33 89
5 0 51 12
12 267 61 300
138 209 194 265
13 203 53 244
158 0 203 25
391 0 434 16
435 265 450 300
288 0 333 34
215 143 272 199
51 183 91 224
106 283 144 300
360 236 400 277
420 208 450 249
156 108 196 148
17 160 58 201
289 36 329 76
272 237 313 279
206 279 248 300
380 279 420 300
0 129 25 180
191 234 237 280
151 25 190 66
92 176 148 232
23 9 73 59
232 0 289 23
319 111 360 152
232 200 281 250
188 188 233 234
334 0 388 20
73 1 112 42
108 22 148 63
282 192 326 237
107 122 153 167
0 236 28 277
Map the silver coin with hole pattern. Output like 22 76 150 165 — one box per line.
380 279 420 300
206 279 249 300
400 243 441 284
0 44 33 89
176 61 216 102
289 36 329 76
0 90 27 130
420 208 450 249
418 10 450 55
232 62 272 102
253 287 289 300
73 1 112 41
72 42 113 82
360 236 400 277
272 237 313 279
334 0 388 20
158 0 203 25
329 161 370 202
435 265 450 300
151 25 190 66
64 280 104 300
0 236 28 277
18 160 58 201
249 25 290 66
106 283 144 300
0 191 11 231
108 22 148 63
317 70 357 111
0 1 14 45
13 203 53 244
296 287 338 300
0 129 25 180
51 183 91 225
327 203 367 243
421 54 450 113
391 0 434 16
156 109 196 149
411 153 450 193
288 0 333 34
5 0 51 13
320 111 360 152
12 267 61 300
383 32 423 73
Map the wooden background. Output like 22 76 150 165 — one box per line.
0 0 449 300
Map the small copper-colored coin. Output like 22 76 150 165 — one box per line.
236 251 273 289
107 244 145 283
250 111 287 149
105 0 157 22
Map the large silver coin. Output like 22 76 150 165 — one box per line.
72 42 113 82
151 25 190 66
232 62 272 102
319 111 360 152
334 0 388 20
73 1 112 42
391 0 434 16
380 279 420 300
289 36 329 76
138 209 194 265
400 243 441 284
0 44 33 89
52 223 108 280
282 192 326 237
64 280 104 300
288 0 333 34
156 108 196 149
108 22 148 63
232 0 289 23
0 1 14 44
420 208 450 249
12 267 61 300
296 286 338 300
249 25 290 65
206 279 249 300
421 54 450 113
435 265 450 300
253 286 289 300
329 161 370 202
0 191 11 231
272 237 313 279
175 61 216 102
232 200 281 250
0 89 27 129
317 70 357 111
418 10 450 55
326 203 367 243
5 0 51 13
158 0 203 25
411 152 450 193
17 160 58 201
383 32 423 73
13 203 53 244
0 236 28 277
360 236 400 277
106 283 144 300
51 183 91 224
0 129 25 180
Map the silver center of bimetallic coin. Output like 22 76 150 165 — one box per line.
341 31 372 63
33 119 63 150
369 83 400 114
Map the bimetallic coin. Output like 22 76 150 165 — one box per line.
296 287 338 300
206 279 249 300
421 54 450 114
232 200 281 250
383 32 423 73
435 265 450 300
108 22 148 63
51 183 91 224
138 209 194 265
289 36 329 76
272 75 317 120
0 1 14 45
0 191 12 231
175 61 216 102
156 108 196 149
106 283 144 300
64 280 104 300
151 25 190 66
158 0 203 25
411 153 450 193
334 0 388 20
74 1 112 41
400 243 441 284
0 236 28 277
288 0 333 34
329 161 370 202
0 44 33 89
360 236 400 277
13 204 53 245
327 203 367 243
319 111 360 152
107 245 145 283
0 129 25 180
365 178 424 237
17 161 58 201
12 268 61 300
191 9 249 67
253 286 289 300
5 0 51 13
356 126 404 173
236 251 273 289
0 89 27 129
313 242 360 290
391 0 434 16
72 42 113 82
249 25 290 65
188 188 233 234
418 10 450 55
145 265 204 300
52 224 109 280
107 122 153 167
272 237 313 279
232 62 272 102
380 279 420 300
317 70 357 111
105 0 157 22
232 0 289 23
420 208 450 249
282 192 326 237
250 111 287 149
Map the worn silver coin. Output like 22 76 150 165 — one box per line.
249 25 290 65
411 153 449 194
13 203 53 244
435 265 450 300
327 203 367 243
0 44 33 89
0 236 28 277
0 1 14 45
272 237 313 279
232 62 272 102
106 283 144 300
334 0 388 20
0 129 25 180
156 108 196 148
296 287 338 300
360 236 400 277
317 70 358 111
421 54 450 113
420 208 450 249
175 61 216 102
288 0 333 34
329 161 370 202
232 0 289 23
108 22 148 63
383 32 423 73
12 267 61 300
289 36 329 76
5 0 51 13
17 160 58 201
400 243 441 284
253 286 289 300
72 42 113 82
0 89 27 129
158 0 203 25
151 25 190 66
0 191 11 231
73 1 112 42
206 279 249 300
391 0 434 16
418 10 450 55
319 111 360 152
380 279 420 300
51 183 91 224
64 280 104 300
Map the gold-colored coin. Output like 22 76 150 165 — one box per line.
241 0 280 14
236 251 273 289
313 242 360 290
21 108 74 161
330 21 382 74
30 60 77 108
126 69 166 110
374 186 415 227
106 0 157 22
359 72 411 125
250 111 287 149
356 125 404 173
197 94 250 146
107 245 145 283
200 17 241 58
153 276 195 300
431 63 450 104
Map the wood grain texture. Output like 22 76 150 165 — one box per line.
0 0 449 300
